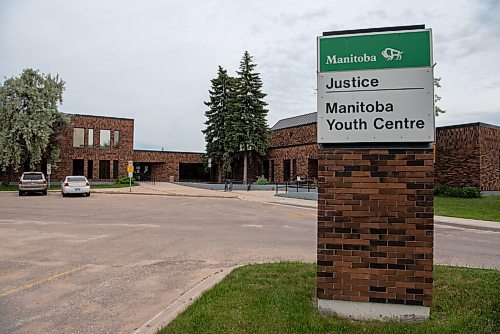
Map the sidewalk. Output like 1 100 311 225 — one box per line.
93 182 500 232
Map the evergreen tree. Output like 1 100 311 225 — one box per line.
202 66 236 182
0 68 68 185
230 51 269 184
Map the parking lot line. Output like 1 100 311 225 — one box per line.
0 264 91 298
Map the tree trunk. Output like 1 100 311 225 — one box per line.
243 151 248 184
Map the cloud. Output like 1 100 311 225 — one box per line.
0 0 499 151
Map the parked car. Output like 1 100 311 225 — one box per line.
18 172 48 196
61 176 91 197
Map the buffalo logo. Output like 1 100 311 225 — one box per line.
381 48 403 61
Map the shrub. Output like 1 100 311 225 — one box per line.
254 176 270 185
434 185 481 198
116 175 135 185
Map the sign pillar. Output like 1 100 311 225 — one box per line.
47 163 51 190
316 26 434 321
127 161 133 192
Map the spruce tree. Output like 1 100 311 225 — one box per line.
202 66 235 182
231 51 269 184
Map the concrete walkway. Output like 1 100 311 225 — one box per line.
92 182 500 231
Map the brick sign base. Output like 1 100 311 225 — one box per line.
317 148 433 321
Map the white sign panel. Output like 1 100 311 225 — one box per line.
46 164 51 175
317 67 434 143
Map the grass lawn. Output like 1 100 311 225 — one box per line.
435 196 500 222
0 183 137 191
160 262 499 334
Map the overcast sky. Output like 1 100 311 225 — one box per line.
1 0 499 151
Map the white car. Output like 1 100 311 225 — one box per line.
61 176 91 197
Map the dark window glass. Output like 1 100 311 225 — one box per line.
270 160 275 182
113 160 119 179
99 160 110 179
73 159 84 176
283 159 291 181
88 160 93 179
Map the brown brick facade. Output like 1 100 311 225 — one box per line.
435 123 500 191
479 126 500 191
317 148 434 308
53 115 135 182
51 114 203 182
266 123 319 183
133 150 203 182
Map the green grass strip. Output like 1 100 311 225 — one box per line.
160 262 499 334
435 196 500 222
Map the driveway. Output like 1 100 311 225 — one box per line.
0 192 316 333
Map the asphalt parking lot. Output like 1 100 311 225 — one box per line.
1 190 499 334
0 192 316 333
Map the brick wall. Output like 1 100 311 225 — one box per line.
435 123 500 191
435 124 480 189
267 144 318 183
270 123 317 147
267 123 319 183
53 114 135 182
479 126 500 191
317 148 434 308
133 150 203 182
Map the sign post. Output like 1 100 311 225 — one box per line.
46 163 51 190
127 161 133 192
316 26 434 322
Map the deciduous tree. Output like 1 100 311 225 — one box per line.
0 68 68 185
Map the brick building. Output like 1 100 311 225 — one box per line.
435 123 500 191
3 112 498 190
265 112 319 183
265 113 500 191
51 114 205 183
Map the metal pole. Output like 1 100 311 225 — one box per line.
129 175 132 192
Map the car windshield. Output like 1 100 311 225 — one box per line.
68 177 87 182
23 173 43 180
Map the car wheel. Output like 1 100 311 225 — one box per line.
86 192 90 197
62 192 67 197
42 190 47 196
19 190 23 196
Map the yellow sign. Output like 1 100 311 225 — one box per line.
127 166 134 173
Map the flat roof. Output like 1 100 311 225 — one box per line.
437 122 500 131
134 149 204 155
69 113 134 122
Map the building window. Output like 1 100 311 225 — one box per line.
88 129 94 148
88 160 93 179
99 160 110 179
114 130 120 147
73 128 84 148
73 159 84 175
100 130 111 148
113 160 119 179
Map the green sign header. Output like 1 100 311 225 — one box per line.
318 30 432 72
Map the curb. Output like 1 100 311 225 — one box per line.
434 220 500 232
92 190 238 199
132 266 239 334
